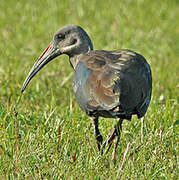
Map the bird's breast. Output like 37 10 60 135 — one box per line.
73 61 92 114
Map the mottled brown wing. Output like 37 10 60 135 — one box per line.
82 50 152 118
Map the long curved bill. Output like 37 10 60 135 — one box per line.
21 42 60 92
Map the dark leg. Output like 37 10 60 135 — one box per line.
103 128 116 153
112 118 123 160
91 116 103 151
102 118 123 155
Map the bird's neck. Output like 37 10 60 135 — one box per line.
69 54 82 69
69 45 93 69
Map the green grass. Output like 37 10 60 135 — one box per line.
0 0 178 179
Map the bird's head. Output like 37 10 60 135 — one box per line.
21 24 93 92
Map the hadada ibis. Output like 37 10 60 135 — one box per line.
21 24 152 157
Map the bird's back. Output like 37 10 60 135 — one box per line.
73 49 152 120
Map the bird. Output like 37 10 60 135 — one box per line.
21 24 152 158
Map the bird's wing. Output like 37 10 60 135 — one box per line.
82 50 152 117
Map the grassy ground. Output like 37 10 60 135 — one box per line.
0 0 178 179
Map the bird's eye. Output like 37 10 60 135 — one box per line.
57 33 65 40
